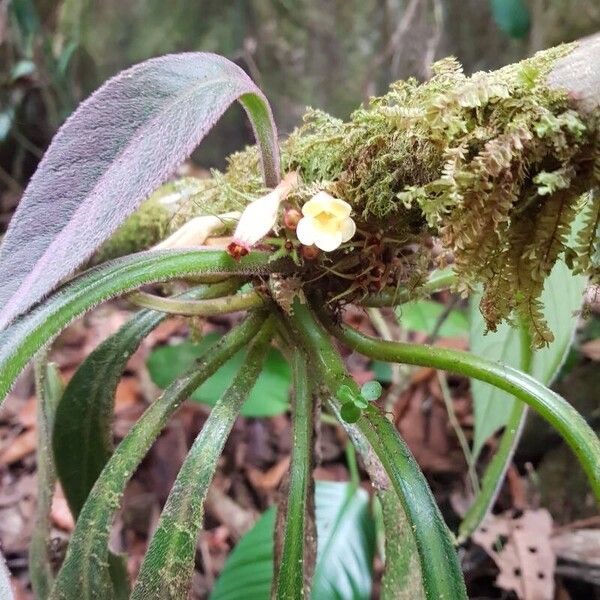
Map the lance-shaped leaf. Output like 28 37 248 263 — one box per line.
0 52 279 328
53 281 238 519
49 313 266 600
131 319 274 599
0 248 280 405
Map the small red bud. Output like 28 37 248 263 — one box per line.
227 241 249 261
283 208 302 230
301 244 320 261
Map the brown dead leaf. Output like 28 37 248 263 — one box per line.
0 428 37 465
51 496 75 532
115 377 141 413
16 397 37 429
246 456 291 490
473 510 556 600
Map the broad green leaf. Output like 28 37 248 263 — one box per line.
490 0 531 39
53 282 236 519
30 359 63 599
131 322 273 599
210 482 375 600
311 482 375 599
0 248 279 406
50 314 265 600
0 53 279 327
395 300 468 338
210 508 276 600
470 259 587 457
147 336 291 417
0 550 13 600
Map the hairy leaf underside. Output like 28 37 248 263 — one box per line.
0 53 279 328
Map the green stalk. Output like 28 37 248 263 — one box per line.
0 249 289 404
458 323 533 541
50 312 266 600
360 268 456 307
30 357 63 600
326 401 425 600
128 288 264 315
131 318 274 599
275 349 314 599
327 319 600 504
287 299 467 600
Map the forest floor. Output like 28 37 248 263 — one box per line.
1 287 599 599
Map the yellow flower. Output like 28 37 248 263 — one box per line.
232 172 298 249
296 192 356 251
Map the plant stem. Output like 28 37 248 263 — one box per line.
30 355 63 600
276 349 314 599
360 268 456 307
127 288 264 315
326 319 600 505
131 318 274 600
287 299 467 600
458 323 533 541
437 371 479 494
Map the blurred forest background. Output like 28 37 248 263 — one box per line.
1 0 600 214
1 2 600 599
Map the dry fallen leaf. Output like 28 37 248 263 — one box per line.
0 429 37 465
473 510 556 600
51 487 75 531
246 456 291 490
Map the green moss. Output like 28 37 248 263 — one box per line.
100 42 600 346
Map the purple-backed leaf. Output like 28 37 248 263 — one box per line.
0 53 279 328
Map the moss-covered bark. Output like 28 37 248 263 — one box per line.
101 39 600 346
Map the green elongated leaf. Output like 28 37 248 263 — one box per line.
30 359 63 600
0 248 282 406
131 320 274 599
311 483 375 599
395 300 468 338
0 53 279 328
327 320 600 506
378 490 424 600
0 550 13 600
53 281 238 519
210 482 375 600
211 507 276 600
49 313 265 600
289 301 467 600
336 417 424 600
147 336 291 417
275 350 314 598
470 259 587 457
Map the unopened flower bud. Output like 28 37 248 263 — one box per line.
301 244 320 260
283 207 302 230
231 171 298 250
